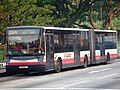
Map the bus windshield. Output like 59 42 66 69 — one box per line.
7 31 45 56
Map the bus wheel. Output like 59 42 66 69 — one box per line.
106 52 110 64
83 56 88 68
55 59 62 73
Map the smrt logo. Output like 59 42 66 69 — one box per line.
64 53 71 58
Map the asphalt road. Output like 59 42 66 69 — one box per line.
0 59 120 90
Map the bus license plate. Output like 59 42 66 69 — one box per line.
19 66 28 69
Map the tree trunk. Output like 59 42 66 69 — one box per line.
104 12 113 29
104 1 120 29
89 0 98 29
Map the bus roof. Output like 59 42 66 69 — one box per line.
6 26 43 30
6 26 116 32
6 26 89 31
94 29 116 33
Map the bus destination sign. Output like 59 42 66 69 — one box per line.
8 29 40 35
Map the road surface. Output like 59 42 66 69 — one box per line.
0 59 120 90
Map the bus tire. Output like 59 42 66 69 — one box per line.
106 52 110 64
83 56 88 68
55 59 62 73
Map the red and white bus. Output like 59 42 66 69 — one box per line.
5 26 117 74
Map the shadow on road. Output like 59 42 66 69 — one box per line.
0 69 8 78
0 72 7 77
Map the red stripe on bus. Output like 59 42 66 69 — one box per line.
62 59 74 64
96 54 117 60
8 62 46 66
80 57 90 62
96 56 101 60
80 57 84 62
110 54 117 58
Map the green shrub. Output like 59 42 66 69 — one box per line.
0 50 4 63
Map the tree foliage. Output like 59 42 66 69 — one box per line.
86 0 120 29
0 0 55 32
0 0 120 32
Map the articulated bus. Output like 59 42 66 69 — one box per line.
4 26 117 74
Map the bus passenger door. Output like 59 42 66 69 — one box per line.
45 33 54 70
73 34 80 65
96 32 105 61
100 37 105 60
89 30 96 64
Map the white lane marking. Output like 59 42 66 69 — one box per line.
97 73 118 80
65 88 120 90
59 73 118 89
89 68 111 74
5 88 63 90
59 80 87 88
5 88 119 90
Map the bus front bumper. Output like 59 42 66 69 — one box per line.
6 64 46 74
